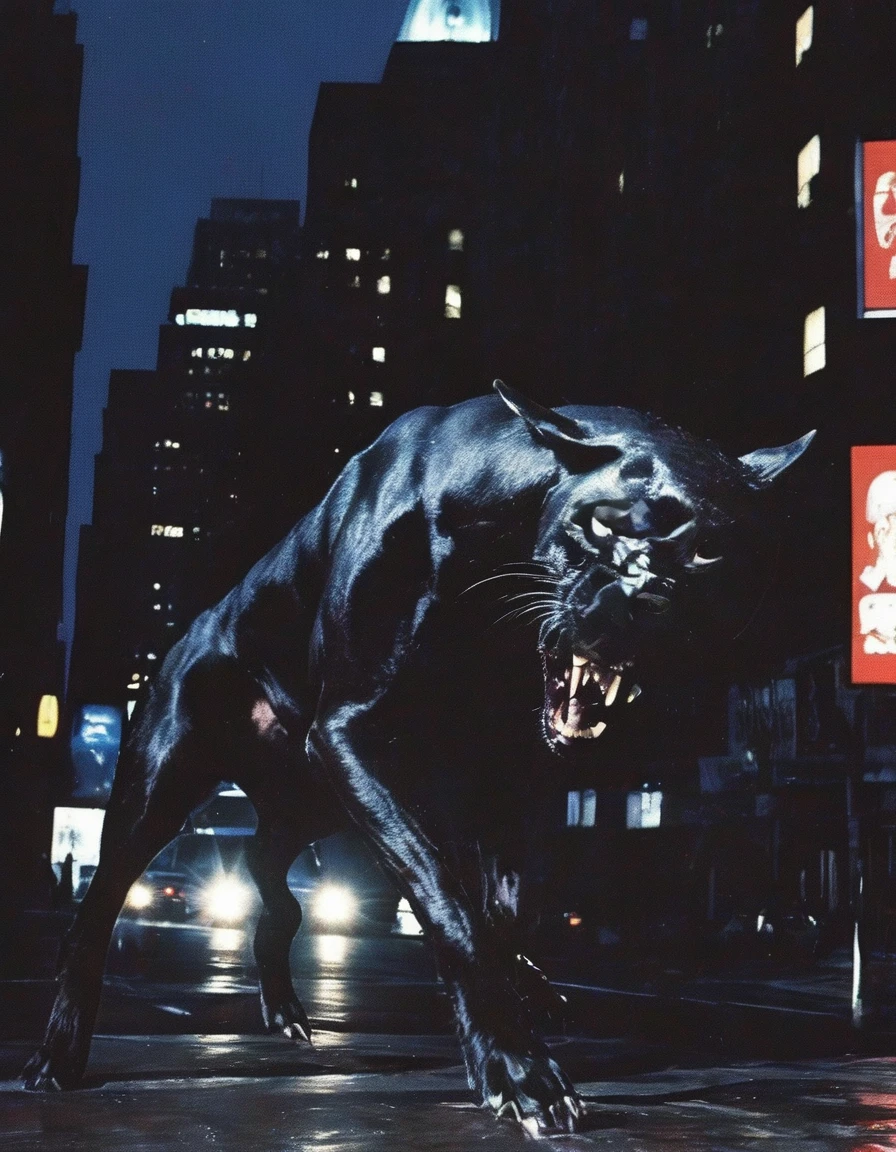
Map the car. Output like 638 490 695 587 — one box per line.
121 869 191 922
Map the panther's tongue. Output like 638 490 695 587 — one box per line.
551 654 635 740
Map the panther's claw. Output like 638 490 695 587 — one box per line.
22 1056 64 1093
282 1021 313 1044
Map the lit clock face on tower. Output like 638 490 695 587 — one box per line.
398 0 498 43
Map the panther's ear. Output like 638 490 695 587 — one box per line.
493 380 617 461
738 430 816 487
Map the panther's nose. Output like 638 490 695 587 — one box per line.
632 576 674 615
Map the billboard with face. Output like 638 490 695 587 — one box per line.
859 140 896 316
853 446 896 682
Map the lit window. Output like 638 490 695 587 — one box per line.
566 789 596 827
256 248 267 259
706 24 723 46
377 275 391 295
348 391 356 405
797 135 820 207
445 284 462 319
244 313 257 328
349 275 361 289
175 313 185 325
627 790 663 829
126 700 137 719
316 250 330 260
448 229 464 251
151 524 184 538
152 583 161 590
629 17 648 40
796 6 813 66
346 248 361 261
370 391 384 406
345 177 358 188
191 347 203 358
804 306 826 375
153 603 161 611
147 652 157 660
130 673 140 683
37 695 59 739
184 308 240 327
207 348 234 360
381 248 391 261
372 347 386 362
242 350 251 361
618 171 625 194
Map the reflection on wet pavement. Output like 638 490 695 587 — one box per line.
7 1044 896 1150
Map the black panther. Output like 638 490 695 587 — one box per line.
24 382 812 1134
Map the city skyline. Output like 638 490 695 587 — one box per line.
64 0 410 648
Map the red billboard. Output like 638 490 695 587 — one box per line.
852 446 896 682
859 140 896 316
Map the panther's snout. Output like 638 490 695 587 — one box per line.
541 648 640 747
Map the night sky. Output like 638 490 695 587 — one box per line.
65 0 410 646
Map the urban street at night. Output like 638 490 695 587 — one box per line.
6 0 896 1147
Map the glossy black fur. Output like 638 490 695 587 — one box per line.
24 385 811 1133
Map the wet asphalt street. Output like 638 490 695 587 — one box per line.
5 1031 896 1150
3 920 896 1149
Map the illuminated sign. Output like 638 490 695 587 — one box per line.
852 446 896 682
52 807 106 895
857 140 896 316
71 705 122 801
398 0 499 42
37 694 59 738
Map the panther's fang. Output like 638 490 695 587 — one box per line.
605 673 622 707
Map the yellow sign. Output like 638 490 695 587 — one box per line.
37 695 59 738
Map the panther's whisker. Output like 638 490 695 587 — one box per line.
461 570 559 595
494 601 557 626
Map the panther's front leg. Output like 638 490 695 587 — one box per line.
307 710 584 1135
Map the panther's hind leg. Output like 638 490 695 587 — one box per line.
235 699 341 1045
23 725 219 1090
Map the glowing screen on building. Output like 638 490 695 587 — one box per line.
858 140 896 316
71 705 122 802
52 807 105 896
852 446 896 682
398 0 498 42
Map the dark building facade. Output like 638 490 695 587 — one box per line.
0 0 86 950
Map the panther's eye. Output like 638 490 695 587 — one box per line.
590 512 613 539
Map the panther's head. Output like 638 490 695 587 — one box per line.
494 382 814 752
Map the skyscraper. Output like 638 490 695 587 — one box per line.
0 0 86 951
68 200 302 796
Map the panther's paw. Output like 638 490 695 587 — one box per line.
22 1045 81 1092
483 1049 585 1136
264 997 313 1045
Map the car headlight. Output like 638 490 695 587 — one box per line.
204 876 253 924
313 884 357 927
126 882 153 911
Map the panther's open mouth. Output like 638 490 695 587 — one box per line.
541 648 640 747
